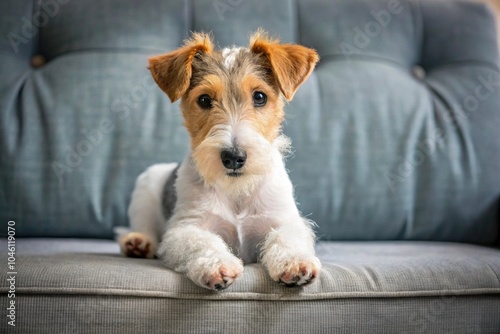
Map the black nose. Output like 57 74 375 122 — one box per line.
220 148 247 170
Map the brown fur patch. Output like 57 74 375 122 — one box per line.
250 29 319 100
181 74 227 149
148 33 214 102
240 74 284 142
181 63 283 150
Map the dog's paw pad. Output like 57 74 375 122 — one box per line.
119 233 156 258
278 258 320 287
203 263 243 291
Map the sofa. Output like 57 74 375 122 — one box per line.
1 0 499 332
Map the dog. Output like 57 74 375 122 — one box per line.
119 30 321 291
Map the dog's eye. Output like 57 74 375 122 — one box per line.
253 91 267 107
197 94 213 109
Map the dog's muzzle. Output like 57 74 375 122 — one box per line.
220 148 246 176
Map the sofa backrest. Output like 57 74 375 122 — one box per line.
1 0 499 243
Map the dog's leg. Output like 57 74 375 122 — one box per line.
158 221 244 291
155 161 244 291
119 163 178 259
252 166 321 287
259 218 321 287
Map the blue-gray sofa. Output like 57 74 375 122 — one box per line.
1 0 499 332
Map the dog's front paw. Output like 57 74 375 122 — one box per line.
266 256 321 287
203 263 243 291
119 232 157 259
189 256 244 291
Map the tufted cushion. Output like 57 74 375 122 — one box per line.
0 0 499 242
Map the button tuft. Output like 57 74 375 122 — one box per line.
412 65 426 80
31 55 46 68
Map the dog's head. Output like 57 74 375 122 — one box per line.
149 30 319 194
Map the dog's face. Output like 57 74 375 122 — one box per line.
149 30 318 194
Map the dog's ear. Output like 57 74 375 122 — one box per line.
250 30 319 101
148 33 214 102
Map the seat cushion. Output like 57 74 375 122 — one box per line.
1 239 499 332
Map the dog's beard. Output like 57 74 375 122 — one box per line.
191 123 285 197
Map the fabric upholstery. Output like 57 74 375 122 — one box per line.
5 295 500 334
0 0 499 242
1 240 499 332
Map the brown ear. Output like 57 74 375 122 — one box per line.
148 33 214 102
250 30 319 101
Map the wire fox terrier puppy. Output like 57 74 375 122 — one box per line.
119 30 321 291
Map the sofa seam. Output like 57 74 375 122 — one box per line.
3 287 500 301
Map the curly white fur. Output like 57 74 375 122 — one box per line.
120 134 321 290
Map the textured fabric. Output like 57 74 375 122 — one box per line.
0 238 120 255
0 240 499 332
287 0 500 243
1 0 499 242
1 240 499 297
2 296 499 334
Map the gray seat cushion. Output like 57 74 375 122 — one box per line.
1 239 499 333
1 0 499 243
